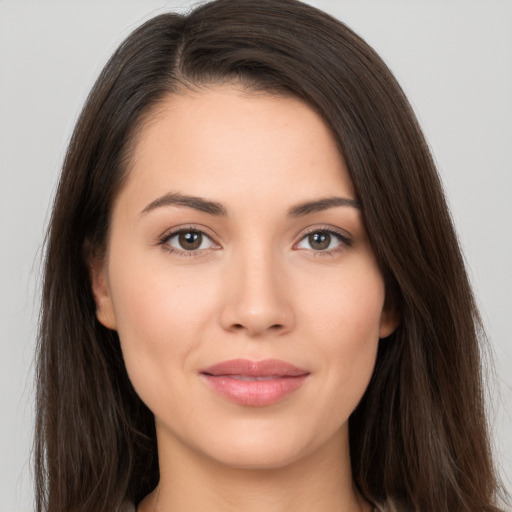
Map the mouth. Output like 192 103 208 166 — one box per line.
200 358 310 407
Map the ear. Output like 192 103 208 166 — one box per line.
379 297 400 339
88 252 117 330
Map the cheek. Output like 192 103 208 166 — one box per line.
106 251 218 402
297 258 384 406
301 256 385 342
110 246 218 334
112 273 195 348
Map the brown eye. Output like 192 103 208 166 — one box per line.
178 231 202 250
308 232 331 251
295 229 349 253
165 230 216 252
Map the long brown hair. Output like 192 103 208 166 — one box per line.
35 1 507 511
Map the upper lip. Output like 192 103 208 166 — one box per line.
201 358 309 377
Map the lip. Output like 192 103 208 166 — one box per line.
200 358 310 407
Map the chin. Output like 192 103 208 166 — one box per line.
207 443 311 471
191 420 342 472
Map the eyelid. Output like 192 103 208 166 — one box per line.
293 225 352 252
158 224 221 255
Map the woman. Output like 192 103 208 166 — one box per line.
35 1 507 511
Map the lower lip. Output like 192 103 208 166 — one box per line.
201 374 309 407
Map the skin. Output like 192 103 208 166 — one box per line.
91 84 397 512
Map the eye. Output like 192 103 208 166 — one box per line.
164 229 217 252
295 229 349 252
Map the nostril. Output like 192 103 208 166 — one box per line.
229 322 285 333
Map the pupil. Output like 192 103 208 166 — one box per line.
179 231 202 250
309 232 330 250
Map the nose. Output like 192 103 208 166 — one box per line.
219 249 294 337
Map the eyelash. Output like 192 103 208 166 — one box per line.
294 226 352 257
158 225 352 257
158 226 219 258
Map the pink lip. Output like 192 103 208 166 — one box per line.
200 358 310 407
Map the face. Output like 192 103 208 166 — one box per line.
92 84 396 471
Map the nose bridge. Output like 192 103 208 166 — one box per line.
220 241 293 336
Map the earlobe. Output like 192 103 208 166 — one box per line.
88 253 117 330
379 305 399 339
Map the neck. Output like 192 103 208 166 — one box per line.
139 424 370 512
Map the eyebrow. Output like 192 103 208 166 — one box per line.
288 196 360 216
140 193 227 216
140 192 360 217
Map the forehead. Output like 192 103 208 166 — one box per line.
120 84 356 214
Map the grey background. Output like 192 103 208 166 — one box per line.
1 1 511 510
